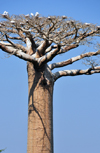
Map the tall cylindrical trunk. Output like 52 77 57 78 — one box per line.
27 62 54 153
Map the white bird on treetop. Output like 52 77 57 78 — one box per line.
20 22 24 26
85 23 90 26
25 14 30 17
62 15 67 19
2 11 9 16
35 12 39 17
11 20 16 24
97 26 100 30
30 13 34 16
48 16 51 19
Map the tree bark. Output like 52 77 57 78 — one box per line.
27 62 54 153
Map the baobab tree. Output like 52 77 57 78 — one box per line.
0 11 100 153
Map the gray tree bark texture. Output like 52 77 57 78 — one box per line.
27 62 54 153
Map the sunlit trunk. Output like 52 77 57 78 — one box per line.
27 62 54 153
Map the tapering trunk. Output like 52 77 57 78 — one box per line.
27 62 54 153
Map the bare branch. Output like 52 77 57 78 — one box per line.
45 45 58 53
0 42 38 63
53 66 100 81
5 34 22 40
49 50 100 70
6 29 18 34
57 44 79 54
77 30 98 42
57 30 99 55
26 36 36 55
5 34 27 53
16 28 26 42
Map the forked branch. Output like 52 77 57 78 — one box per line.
38 45 61 67
37 40 52 56
5 34 27 53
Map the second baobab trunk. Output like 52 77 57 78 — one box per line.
27 62 54 153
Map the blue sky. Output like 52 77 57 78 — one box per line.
0 0 100 153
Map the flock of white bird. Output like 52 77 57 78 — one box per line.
1 11 100 30
2 11 39 17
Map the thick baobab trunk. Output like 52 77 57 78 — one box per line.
27 62 54 153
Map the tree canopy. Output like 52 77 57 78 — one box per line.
0 11 100 80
